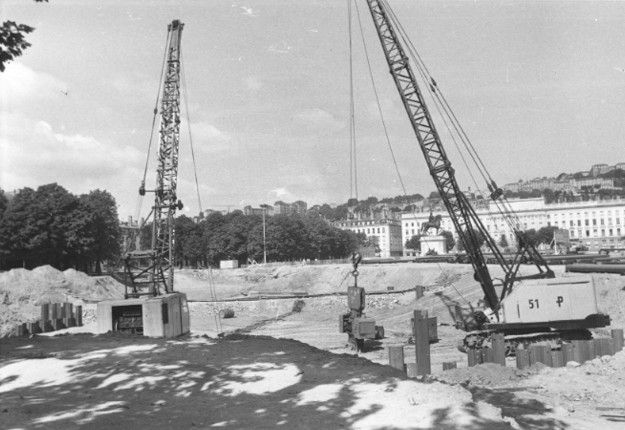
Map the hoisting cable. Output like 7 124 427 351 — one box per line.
383 2 539 278
129 29 171 253
380 1 486 197
383 0 493 192
378 1 520 279
383 2 516 233
180 47 203 214
353 1 472 307
348 0 358 200
353 0 409 198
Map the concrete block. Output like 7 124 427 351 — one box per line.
388 346 405 372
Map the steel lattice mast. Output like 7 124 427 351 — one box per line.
124 20 184 298
151 19 184 294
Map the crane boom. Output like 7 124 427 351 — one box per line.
150 19 184 293
365 0 503 310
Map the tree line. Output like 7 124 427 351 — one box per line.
0 184 362 272
168 211 361 268
404 225 562 255
0 184 121 272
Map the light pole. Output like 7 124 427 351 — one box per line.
262 208 267 264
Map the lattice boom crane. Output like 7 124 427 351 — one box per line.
125 19 185 298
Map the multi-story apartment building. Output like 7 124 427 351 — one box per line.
401 197 625 255
273 201 308 216
332 216 403 258
503 162 623 193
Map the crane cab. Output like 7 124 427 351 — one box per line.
486 275 610 332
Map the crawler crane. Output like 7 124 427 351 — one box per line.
97 20 190 337
364 0 610 352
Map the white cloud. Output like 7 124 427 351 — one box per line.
0 62 67 107
267 187 298 203
0 113 143 196
268 41 293 54
244 76 262 91
181 119 232 154
291 108 344 134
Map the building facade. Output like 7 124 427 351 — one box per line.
401 197 625 255
332 217 403 258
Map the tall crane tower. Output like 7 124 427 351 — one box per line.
98 20 190 338
125 19 185 298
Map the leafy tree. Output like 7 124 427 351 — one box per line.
536 226 559 247
440 230 456 252
0 184 84 269
0 188 8 220
498 234 509 251
0 1 48 72
0 187 36 268
518 228 540 249
405 234 422 252
456 228 486 252
175 215 204 268
80 189 121 274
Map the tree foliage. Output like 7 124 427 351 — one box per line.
0 1 47 72
0 184 120 271
456 228 486 252
405 234 422 252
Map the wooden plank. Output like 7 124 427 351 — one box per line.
481 347 494 364
492 333 506 367
587 339 597 360
611 329 624 352
562 343 575 364
40 303 49 323
75 305 83 326
572 340 585 363
413 310 431 376
405 363 418 378
607 338 616 356
551 350 564 368
388 346 405 372
516 349 529 369
415 285 424 300
528 345 539 366
541 346 553 367
467 348 479 367
50 303 59 320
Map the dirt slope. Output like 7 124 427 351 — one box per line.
0 265 125 337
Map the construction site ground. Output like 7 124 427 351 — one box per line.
1 262 625 429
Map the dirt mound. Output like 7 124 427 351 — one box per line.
0 265 125 337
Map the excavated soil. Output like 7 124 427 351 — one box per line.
1 262 625 429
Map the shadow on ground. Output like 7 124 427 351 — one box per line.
0 332 561 429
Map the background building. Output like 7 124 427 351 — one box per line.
401 197 625 254
332 216 403 258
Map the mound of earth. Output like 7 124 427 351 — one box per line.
0 266 125 337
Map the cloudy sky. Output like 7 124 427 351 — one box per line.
1 0 624 220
